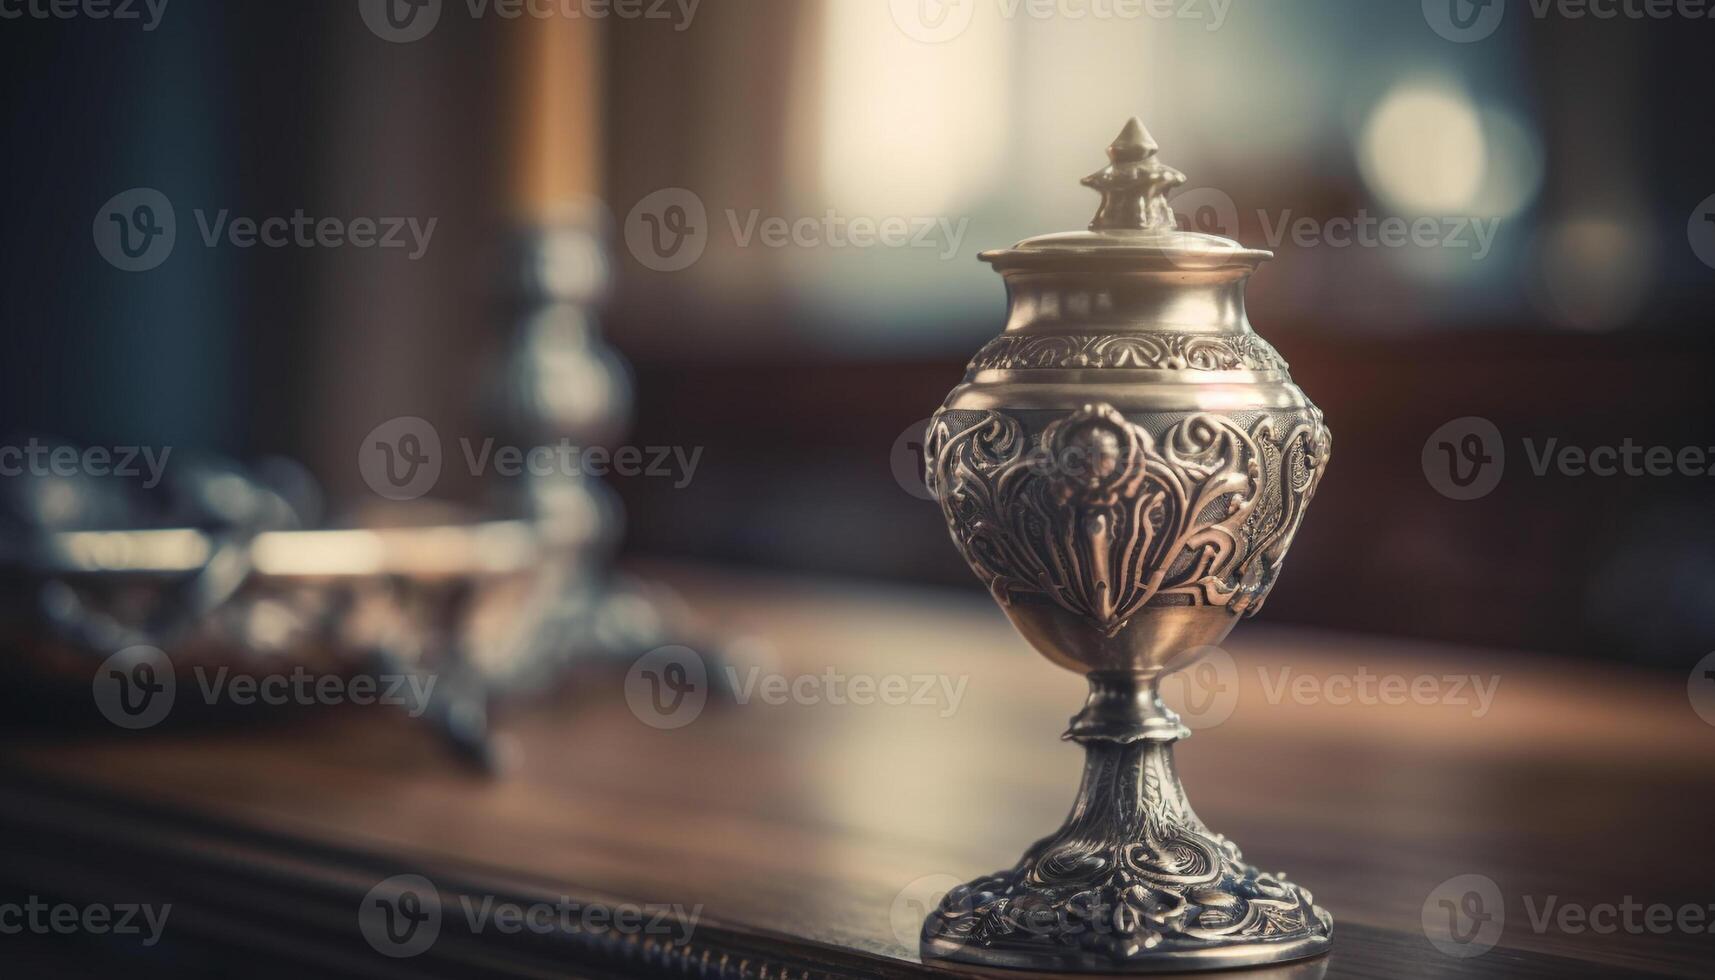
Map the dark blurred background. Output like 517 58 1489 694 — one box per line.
2 0 1713 666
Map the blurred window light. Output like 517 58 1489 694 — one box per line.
1360 82 1487 215
810 1 1011 218
1375 100 1544 284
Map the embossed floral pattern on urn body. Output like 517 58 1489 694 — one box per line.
927 404 1329 638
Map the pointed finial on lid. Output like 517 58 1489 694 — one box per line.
1109 117 1156 159
1081 117 1185 232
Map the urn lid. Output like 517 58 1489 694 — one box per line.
981 117 1272 273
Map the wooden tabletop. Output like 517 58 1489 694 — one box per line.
2 564 1712 978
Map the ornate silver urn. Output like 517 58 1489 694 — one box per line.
921 118 1333 972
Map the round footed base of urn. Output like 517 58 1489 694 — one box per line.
921 934 1330 974
921 938 1330 974
919 867 1331 974
920 738 1331 974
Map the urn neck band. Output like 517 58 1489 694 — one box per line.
997 274 1254 336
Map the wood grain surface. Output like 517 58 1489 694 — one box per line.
2 564 1711 978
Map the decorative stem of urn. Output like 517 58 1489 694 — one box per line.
921 119 1333 972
